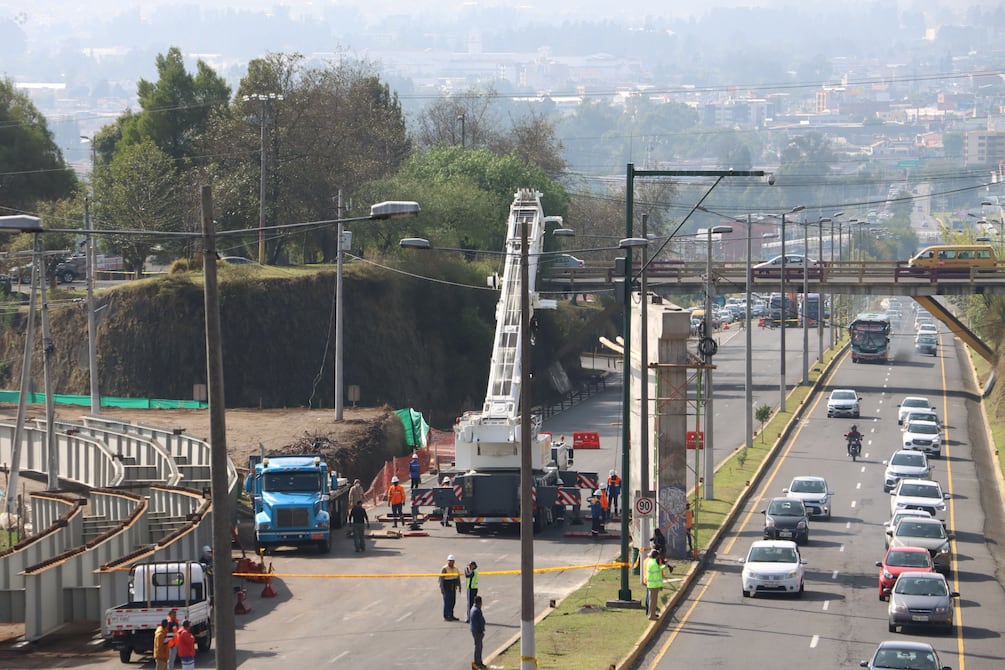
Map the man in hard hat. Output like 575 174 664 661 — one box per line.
590 490 604 538
408 453 422 490
440 476 453 526
439 554 462 621
387 476 406 528
607 469 622 517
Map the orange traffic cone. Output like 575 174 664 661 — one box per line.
261 563 277 598
235 587 251 615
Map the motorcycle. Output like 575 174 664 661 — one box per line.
847 436 862 462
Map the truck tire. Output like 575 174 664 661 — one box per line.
455 522 473 534
119 647 132 663
197 624 212 652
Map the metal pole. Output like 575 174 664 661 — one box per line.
39 241 57 490
639 214 650 499
619 163 634 603
745 214 753 452
802 220 809 385
200 185 237 670
779 213 787 412
829 219 835 347
704 229 715 500
817 220 824 362
519 206 535 670
257 97 267 265
335 191 345 419
85 196 100 415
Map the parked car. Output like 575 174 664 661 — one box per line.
859 640 951 670
889 479 949 525
903 420 942 457
782 476 833 520
739 539 806 598
761 497 809 545
887 517 953 573
221 256 257 265
827 389 861 418
887 571 958 634
898 397 934 425
883 450 933 493
876 546 934 601
54 256 87 283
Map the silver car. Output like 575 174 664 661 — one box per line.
783 476 833 520
860 640 951 670
883 450 933 493
887 571 958 634
887 517 954 573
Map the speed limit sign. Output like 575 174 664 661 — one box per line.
634 496 654 516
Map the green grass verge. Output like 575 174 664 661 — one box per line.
968 351 1005 483
491 338 844 668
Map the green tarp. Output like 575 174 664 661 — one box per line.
395 407 429 454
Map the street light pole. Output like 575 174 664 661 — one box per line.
80 135 100 415
802 219 809 385
518 210 535 670
744 215 753 452
778 205 804 411
704 225 732 500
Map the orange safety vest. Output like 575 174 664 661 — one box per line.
388 484 406 505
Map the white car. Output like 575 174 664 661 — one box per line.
900 410 939 429
739 540 806 598
916 323 937 336
890 479 948 525
883 450 933 492
897 397 934 425
783 476 833 520
827 389 862 418
903 420 942 457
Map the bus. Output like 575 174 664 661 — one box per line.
849 313 892 363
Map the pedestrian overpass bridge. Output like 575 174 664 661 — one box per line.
541 259 1000 363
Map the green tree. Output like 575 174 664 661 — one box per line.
93 140 187 275
120 47 231 160
0 77 78 212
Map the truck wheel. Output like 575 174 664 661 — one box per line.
197 624 213 652
455 522 473 534
119 647 132 663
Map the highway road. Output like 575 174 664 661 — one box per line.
634 311 1005 670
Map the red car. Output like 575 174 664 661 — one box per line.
876 546 934 601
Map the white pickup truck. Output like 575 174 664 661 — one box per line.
104 561 213 663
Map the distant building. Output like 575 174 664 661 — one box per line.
963 130 1005 168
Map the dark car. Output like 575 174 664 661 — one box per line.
761 497 809 545
54 256 87 283
915 333 937 356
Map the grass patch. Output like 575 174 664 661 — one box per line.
490 337 846 668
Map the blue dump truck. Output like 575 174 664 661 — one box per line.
244 454 350 553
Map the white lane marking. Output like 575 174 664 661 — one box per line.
860 466 866 473
845 521 851 529
396 611 412 623
831 570 839 580
822 601 830 611
839 545 845 552
856 482 862 490
810 634 820 648
850 500 857 508
330 651 349 664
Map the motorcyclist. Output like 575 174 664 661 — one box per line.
845 424 863 455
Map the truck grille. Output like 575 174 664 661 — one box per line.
275 507 309 528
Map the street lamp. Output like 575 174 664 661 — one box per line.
776 205 804 411
335 201 421 419
242 92 284 265
802 217 830 384
80 135 100 415
702 225 731 500
828 212 844 347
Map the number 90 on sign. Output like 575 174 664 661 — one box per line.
634 497 654 516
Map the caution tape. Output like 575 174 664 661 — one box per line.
232 561 628 580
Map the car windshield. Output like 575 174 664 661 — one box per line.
832 391 856 400
747 546 798 563
905 413 936 424
891 452 925 467
263 472 323 493
908 423 939 435
887 550 932 568
872 648 939 670
903 399 929 409
790 479 825 494
895 576 948 597
898 521 946 539
767 500 804 516
899 483 940 498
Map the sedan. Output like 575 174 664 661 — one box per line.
898 396 934 425
903 420 942 457
549 254 585 269
890 479 948 525
739 539 806 598
860 640 951 670
887 571 958 634
761 497 809 545
887 517 954 573
782 476 833 520
752 254 822 278
876 546 934 601
884 509 934 549
883 450 933 493
827 389 861 418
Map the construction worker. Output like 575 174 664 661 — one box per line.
685 502 694 555
165 608 179 669
348 499 369 552
440 476 453 526
387 476 406 528
153 618 170 670
645 550 669 620
464 560 480 623
607 470 621 516
590 491 604 537
598 482 610 522
439 554 462 621
348 478 364 524
408 453 422 490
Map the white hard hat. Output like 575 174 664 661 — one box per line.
600 482 608 489
442 476 451 484
391 476 399 483
447 554 456 561
594 489 602 496
411 453 418 459
610 469 616 476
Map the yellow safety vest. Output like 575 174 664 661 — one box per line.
646 558 665 589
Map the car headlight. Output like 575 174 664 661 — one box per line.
883 570 895 579
796 521 807 529
934 605 949 614
259 522 271 530
784 570 798 578
891 604 907 613
937 542 950 555
764 516 776 527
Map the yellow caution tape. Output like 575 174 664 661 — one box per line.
233 561 628 579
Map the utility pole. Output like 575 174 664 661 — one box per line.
243 93 283 265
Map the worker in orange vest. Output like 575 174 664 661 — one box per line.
607 470 622 516
387 476 406 528
598 482 610 522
